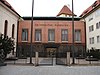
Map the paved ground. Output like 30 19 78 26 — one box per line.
0 65 100 75
5 57 100 65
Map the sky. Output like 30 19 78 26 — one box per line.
6 0 96 17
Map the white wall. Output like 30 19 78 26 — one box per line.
0 2 19 52
85 8 100 49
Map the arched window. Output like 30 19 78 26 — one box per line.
12 24 15 38
4 20 8 36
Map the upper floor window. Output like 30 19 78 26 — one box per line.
89 25 94 32
4 20 8 36
12 24 15 38
88 15 93 22
96 22 100 29
61 29 68 42
35 29 42 42
48 29 55 42
75 30 81 42
22 29 28 41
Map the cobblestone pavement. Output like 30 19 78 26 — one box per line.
0 65 100 75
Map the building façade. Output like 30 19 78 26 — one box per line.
17 16 86 58
17 5 86 58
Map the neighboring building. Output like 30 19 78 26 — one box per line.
0 0 20 54
80 0 100 50
17 5 86 58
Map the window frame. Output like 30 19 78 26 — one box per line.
21 28 28 42
75 30 81 42
97 35 100 43
89 25 94 32
48 29 55 42
12 24 15 38
61 29 68 42
4 20 8 36
35 29 42 42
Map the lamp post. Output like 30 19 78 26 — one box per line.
30 0 34 64
72 0 75 64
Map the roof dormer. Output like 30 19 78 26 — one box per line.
57 5 76 17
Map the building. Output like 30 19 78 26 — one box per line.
80 0 100 50
17 5 86 58
0 0 20 54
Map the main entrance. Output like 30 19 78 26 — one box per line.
38 47 67 66
38 48 56 65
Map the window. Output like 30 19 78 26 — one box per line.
35 29 41 41
92 37 94 44
75 30 81 42
88 18 93 22
96 23 99 29
88 15 93 22
96 22 100 29
97 36 100 43
89 25 94 32
61 29 68 41
12 24 15 38
4 20 8 36
89 38 91 44
22 29 28 41
48 29 55 41
89 37 94 44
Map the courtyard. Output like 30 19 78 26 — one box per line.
0 65 100 75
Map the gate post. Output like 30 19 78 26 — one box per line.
35 52 38 66
67 52 70 66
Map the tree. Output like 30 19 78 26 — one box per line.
0 34 15 60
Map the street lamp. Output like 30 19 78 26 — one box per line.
72 0 75 64
30 0 34 64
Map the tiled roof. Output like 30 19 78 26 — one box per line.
0 0 20 17
80 0 100 17
57 5 76 16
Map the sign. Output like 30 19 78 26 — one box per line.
35 24 69 27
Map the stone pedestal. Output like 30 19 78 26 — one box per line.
67 52 70 66
35 52 38 66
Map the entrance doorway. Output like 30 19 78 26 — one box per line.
38 48 57 65
46 48 56 57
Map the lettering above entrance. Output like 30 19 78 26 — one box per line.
35 24 69 27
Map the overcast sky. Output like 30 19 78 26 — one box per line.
6 0 96 17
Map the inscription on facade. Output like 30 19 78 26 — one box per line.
35 24 69 26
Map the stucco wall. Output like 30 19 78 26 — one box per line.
85 8 100 49
0 2 19 51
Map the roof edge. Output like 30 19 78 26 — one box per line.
22 16 81 21
0 0 21 17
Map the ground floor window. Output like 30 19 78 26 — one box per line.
35 29 42 42
48 29 55 42
61 29 68 42
75 30 81 42
22 29 28 41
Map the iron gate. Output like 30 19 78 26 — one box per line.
56 51 67 65
38 51 53 65
38 51 67 65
